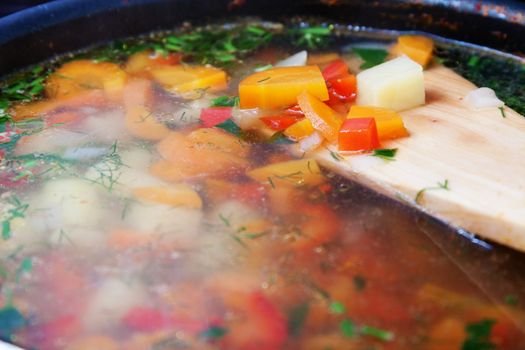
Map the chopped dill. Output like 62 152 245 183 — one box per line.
211 95 239 107
327 148 344 162
257 77 271 83
1 196 29 240
415 179 450 204
372 148 398 161
499 106 507 118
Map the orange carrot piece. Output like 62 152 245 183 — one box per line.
239 66 329 109
297 91 343 142
396 35 434 67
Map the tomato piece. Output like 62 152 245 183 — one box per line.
328 74 357 101
338 118 380 151
322 59 350 81
285 104 305 117
260 114 303 131
200 107 233 128
149 52 183 66
122 307 171 332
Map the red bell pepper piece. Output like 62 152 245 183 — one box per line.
150 52 183 66
328 74 357 101
284 104 305 117
260 115 303 131
322 59 350 81
338 117 380 151
122 306 171 332
200 107 233 128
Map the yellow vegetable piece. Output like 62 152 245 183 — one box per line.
297 91 343 143
133 184 203 209
396 35 434 67
150 65 227 93
347 105 408 140
45 60 127 99
247 159 324 187
283 118 315 141
239 66 329 109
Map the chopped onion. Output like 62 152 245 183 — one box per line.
63 146 108 161
232 108 265 129
275 50 308 67
298 131 323 152
465 87 504 109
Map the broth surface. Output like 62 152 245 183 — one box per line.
0 20 524 350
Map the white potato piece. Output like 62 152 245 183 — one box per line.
123 202 203 246
29 178 104 234
14 128 90 155
356 56 425 111
83 278 145 331
80 109 130 143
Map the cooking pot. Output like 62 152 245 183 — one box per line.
0 1 525 348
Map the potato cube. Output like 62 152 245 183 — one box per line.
356 56 425 111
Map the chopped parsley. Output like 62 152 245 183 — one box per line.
215 119 242 136
288 302 309 336
372 148 398 161
211 95 239 107
340 318 356 337
199 325 229 340
1 196 29 240
352 47 389 69
361 325 395 341
415 179 450 204
462 319 496 350
504 294 518 306
267 131 295 144
329 301 346 314
287 25 333 50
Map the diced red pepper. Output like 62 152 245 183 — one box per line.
260 115 303 131
200 107 233 128
328 74 357 101
150 52 183 66
338 117 380 151
122 306 171 332
322 59 350 81
284 104 305 117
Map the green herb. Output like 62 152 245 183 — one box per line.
165 25 273 66
499 106 507 118
288 26 333 50
468 56 481 67
0 65 50 123
372 148 398 161
199 326 228 340
329 301 346 314
211 95 239 107
218 213 231 227
1 196 29 240
267 176 276 189
462 319 496 350
340 318 355 337
288 302 309 336
437 48 525 116
215 119 242 137
327 148 344 162
352 47 389 69
254 64 273 72
0 306 26 340
257 77 271 83
360 325 394 341
267 131 295 144
15 257 32 283
86 141 125 192
504 294 518 306
244 231 270 239
415 179 450 204
353 275 367 291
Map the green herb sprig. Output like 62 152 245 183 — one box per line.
352 47 389 69
287 26 333 50
415 179 450 204
372 148 397 161
462 319 496 350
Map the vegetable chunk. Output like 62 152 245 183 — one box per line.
347 105 408 140
396 35 434 67
338 118 380 151
356 56 425 111
297 91 343 142
239 66 329 109
150 64 227 93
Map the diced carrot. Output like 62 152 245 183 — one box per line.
132 184 203 209
150 64 228 93
107 229 153 250
157 129 249 176
206 179 267 206
45 60 127 100
396 35 434 67
297 91 343 143
338 118 380 151
347 105 408 140
283 118 315 141
10 90 108 121
123 79 170 140
307 53 341 66
200 107 232 128
67 336 119 350
149 160 194 182
239 66 329 109
45 112 82 127
247 158 324 187
125 50 182 78
260 115 303 131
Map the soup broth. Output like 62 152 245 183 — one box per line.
0 20 524 350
